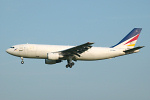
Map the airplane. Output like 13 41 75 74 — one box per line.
6 28 144 68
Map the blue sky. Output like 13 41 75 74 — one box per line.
0 0 150 100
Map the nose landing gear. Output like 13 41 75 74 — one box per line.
21 57 24 64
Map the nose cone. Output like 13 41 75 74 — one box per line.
6 48 11 54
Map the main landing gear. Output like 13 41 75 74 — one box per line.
21 57 24 64
66 62 74 68
66 57 75 68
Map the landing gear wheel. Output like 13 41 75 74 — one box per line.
66 65 69 68
71 62 74 66
66 62 75 68
21 61 24 64
69 65 72 68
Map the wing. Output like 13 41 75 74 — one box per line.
60 42 94 57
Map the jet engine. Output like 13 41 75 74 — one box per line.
45 59 62 64
47 52 61 60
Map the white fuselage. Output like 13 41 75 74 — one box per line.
6 44 126 60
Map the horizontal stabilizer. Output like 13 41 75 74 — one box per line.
123 46 144 54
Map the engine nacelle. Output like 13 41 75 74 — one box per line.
47 52 60 60
45 59 62 64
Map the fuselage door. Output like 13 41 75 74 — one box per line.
19 46 24 51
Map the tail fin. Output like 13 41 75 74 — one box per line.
111 28 142 49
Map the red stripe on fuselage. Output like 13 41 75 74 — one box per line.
124 34 140 45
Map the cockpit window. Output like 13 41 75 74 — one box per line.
10 47 15 48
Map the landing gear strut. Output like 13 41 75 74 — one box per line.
21 57 24 64
66 57 75 68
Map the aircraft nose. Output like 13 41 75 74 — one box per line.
6 48 11 54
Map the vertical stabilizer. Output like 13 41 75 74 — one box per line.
112 28 142 49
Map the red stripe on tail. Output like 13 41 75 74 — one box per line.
124 34 140 45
